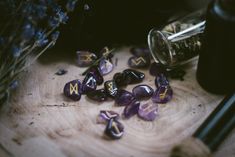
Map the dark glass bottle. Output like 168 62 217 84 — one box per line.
196 0 235 94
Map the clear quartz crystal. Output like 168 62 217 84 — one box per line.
148 9 205 68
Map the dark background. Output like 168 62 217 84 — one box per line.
55 0 190 52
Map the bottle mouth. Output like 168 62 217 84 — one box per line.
148 28 174 67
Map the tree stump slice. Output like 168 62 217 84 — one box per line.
0 48 234 157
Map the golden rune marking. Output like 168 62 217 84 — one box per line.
107 82 113 91
131 57 146 65
112 122 120 134
106 112 116 118
102 47 110 57
159 87 168 99
70 83 78 95
80 54 93 62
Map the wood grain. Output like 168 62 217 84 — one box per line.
0 48 234 157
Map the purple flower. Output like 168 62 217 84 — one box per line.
35 5 47 19
48 16 59 27
21 23 35 41
51 31 60 42
35 30 48 47
56 10 69 24
11 45 21 58
66 0 78 12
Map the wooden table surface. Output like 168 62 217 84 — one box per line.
0 48 234 157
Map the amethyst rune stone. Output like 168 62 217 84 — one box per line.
76 51 97 67
130 47 150 57
104 80 118 98
132 84 154 100
138 103 158 121
152 86 173 103
113 72 128 87
104 118 124 139
87 89 108 102
123 100 140 119
128 56 150 69
82 73 97 94
123 69 145 84
149 62 166 76
88 66 104 85
115 90 135 106
155 73 169 88
63 79 82 101
99 59 114 76
97 110 120 124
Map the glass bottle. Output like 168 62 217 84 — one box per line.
148 10 206 68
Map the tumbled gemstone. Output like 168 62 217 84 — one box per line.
128 56 150 69
149 62 167 76
76 51 97 67
115 90 135 106
113 72 128 87
82 73 97 94
132 84 154 100
138 103 158 121
88 66 104 85
97 110 120 124
155 73 169 88
130 47 150 57
123 69 145 84
63 79 82 101
152 86 173 103
87 89 108 102
99 59 114 76
104 80 118 98
104 118 124 139
123 100 140 119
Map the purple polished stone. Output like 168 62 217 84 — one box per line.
115 90 135 106
138 103 158 121
152 86 173 103
155 73 169 88
128 55 150 69
87 89 108 102
123 100 140 119
123 69 145 84
97 110 120 124
99 59 114 76
104 118 124 139
130 47 150 57
82 73 97 94
149 62 167 76
63 79 82 101
132 84 154 100
104 80 118 98
88 66 104 85
113 72 128 87
76 51 97 67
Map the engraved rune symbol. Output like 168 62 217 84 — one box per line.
80 54 93 62
131 57 146 65
159 87 168 99
70 83 78 95
112 122 120 134
143 104 154 114
107 82 113 91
